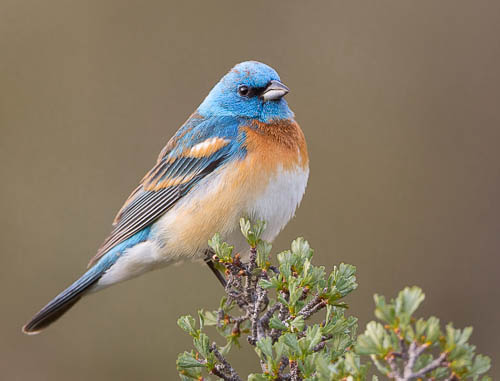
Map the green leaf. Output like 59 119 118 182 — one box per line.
458 326 474 346
176 352 204 369
199 310 218 326
277 250 293 281
208 233 233 260
306 324 323 352
282 333 301 356
373 294 395 325
273 340 286 362
290 315 305 332
288 277 302 310
432 366 450 379
314 354 333 379
252 220 267 240
291 237 313 260
395 286 425 325
197 310 205 330
256 240 272 267
239 218 251 239
269 316 288 331
469 354 491 378
425 316 441 343
326 263 358 302
258 278 275 289
445 323 473 355
240 218 266 247
356 321 392 355
344 351 367 376
177 315 198 337
193 333 211 358
256 337 273 359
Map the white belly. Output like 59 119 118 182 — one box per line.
222 165 309 256
248 165 309 241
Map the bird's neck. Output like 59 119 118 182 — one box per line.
197 99 294 123
259 100 294 123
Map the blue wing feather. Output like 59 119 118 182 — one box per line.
88 114 246 267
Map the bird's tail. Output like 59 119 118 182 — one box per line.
22 260 111 335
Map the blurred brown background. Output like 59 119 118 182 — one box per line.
1 1 499 379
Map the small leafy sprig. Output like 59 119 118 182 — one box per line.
177 219 359 380
176 219 491 380
356 287 491 381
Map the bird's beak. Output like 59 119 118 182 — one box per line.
261 80 289 101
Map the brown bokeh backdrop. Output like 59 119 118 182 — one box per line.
1 1 499 379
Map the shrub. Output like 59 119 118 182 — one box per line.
176 220 491 380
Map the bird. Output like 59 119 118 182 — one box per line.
22 61 309 335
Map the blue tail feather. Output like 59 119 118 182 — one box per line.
22 227 151 334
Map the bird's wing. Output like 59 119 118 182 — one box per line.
88 114 243 267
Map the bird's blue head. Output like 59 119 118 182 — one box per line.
198 61 294 123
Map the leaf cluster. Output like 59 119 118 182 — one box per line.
176 219 491 381
356 287 491 380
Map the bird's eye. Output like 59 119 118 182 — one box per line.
238 85 250 97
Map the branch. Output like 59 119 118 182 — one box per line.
387 341 447 381
260 302 281 328
312 335 333 352
403 341 419 378
271 292 290 342
290 360 302 381
210 343 242 381
297 289 328 320
410 352 447 379
248 284 267 344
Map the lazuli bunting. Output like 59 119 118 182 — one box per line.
23 61 309 334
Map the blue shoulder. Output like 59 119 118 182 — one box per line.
165 112 246 158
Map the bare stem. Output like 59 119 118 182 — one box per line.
387 353 402 380
290 360 302 381
249 284 267 344
260 303 281 328
312 335 333 352
410 352 447 379
297 289 328 321
210 343 242 381
387 340 447 381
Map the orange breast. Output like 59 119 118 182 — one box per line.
241 119 308 173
